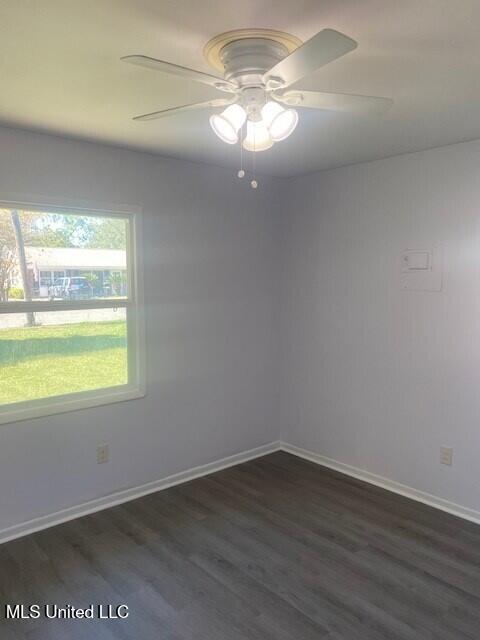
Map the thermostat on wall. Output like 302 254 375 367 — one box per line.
400 248 442 291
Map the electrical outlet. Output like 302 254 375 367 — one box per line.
97 443 109 464
440 446 453 466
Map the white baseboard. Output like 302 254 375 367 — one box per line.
3 439 479 544
280 442 480 526
0 441 281 544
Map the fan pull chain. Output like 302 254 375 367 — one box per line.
251 125 258 189
237 121 245 179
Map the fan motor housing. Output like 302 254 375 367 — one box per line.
220 38 288 87
204 28 301 89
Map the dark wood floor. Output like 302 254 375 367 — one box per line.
1 451 480 639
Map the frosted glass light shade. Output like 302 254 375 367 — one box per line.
242 119 273 152
261 101 283 127
261 101 298 142
209 104 247 144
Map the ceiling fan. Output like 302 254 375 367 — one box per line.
122 27 392 176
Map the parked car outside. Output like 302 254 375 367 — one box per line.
49 277 93 300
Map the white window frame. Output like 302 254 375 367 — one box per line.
0 196 146 425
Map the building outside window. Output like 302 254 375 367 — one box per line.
24 246 128 299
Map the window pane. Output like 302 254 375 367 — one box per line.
0 308 128 405
0 209 128 303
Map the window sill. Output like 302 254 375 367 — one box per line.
0 385 146 425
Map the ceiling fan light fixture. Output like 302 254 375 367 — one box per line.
125 28 392 167
242 119 274 152
209 104 247 144
262 101 298 141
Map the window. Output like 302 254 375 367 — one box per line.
0 202 144 424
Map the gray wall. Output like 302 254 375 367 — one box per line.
2 123 480 533
0 126 282 531
282 139 480 513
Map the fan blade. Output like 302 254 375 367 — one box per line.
264 29 357 90
122 55 237 93
274 90 393 115
133 98 234 122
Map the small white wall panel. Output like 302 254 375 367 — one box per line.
400 248 442 291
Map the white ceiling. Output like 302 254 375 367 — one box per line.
1 0 480 177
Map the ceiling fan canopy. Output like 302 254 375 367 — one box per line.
122 27 392 153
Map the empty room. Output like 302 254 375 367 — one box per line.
1 1 480 638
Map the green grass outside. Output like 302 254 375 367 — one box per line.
0 320 127 404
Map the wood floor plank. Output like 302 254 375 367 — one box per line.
1 451 479 639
